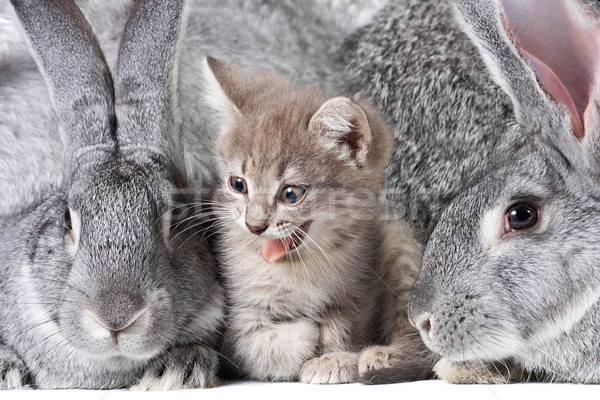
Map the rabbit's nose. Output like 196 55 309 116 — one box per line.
83 290 149 338
82 308 149 338
415 312 436 341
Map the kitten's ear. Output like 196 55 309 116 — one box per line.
309 97 372 168
202 56 244 130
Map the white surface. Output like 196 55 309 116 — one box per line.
3 380 600 400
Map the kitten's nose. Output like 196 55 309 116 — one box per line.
246 222 268 235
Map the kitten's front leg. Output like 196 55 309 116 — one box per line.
299 308 359 384
226 315 320 381
358 219 433 381
357 322 421 375
131 344 219 391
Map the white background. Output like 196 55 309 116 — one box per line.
4 380 600 400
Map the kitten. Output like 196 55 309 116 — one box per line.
205 57 430 383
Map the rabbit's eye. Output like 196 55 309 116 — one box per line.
64 208 72 231
505 203 538 231
229 176 248 194
64 207 76 243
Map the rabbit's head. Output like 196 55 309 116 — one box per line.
11 0 221 371
408 0 600 374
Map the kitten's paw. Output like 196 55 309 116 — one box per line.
434 358 520 384
0 346 28 389
299 351 359 384
131 345 218 391
357 345 400 374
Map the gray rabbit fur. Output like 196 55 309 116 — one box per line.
341 0 600 384
339 0 517 242
0 0 225 390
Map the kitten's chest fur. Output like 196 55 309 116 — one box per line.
220 227 377 322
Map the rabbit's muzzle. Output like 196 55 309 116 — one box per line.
409 282 521 363
62 281 175 360
81 290 149 344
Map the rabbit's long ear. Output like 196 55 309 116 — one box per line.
114 0 187 169
454 0 600 142
10 0 116 154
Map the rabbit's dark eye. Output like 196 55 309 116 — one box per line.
505 203 538 231
279 186 307 205
229 176 248 194
64 208 72 231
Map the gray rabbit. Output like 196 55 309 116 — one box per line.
409 0 600 384
0 0 224 390
342 0 600 383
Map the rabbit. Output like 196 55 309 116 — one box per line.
339 0 600 383
0 0 225 390
404 0 600 384
0 0 386 217
338 0 515 382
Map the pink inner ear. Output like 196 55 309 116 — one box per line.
502 0 600 138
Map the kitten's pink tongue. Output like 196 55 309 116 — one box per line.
262 238 293 263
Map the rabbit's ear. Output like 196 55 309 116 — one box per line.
10 0 116 155
454 0 600 141
114 0 187 167
201 56 244 132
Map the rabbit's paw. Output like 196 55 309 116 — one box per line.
299 351 359 384
357 345 402 374
131 345 218 391
434 358 520 384
0 346 28 389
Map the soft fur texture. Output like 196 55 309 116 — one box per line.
341 0 600 384
404 0 600 384
339 0 516 242
0 0 386 216
206 59 428 383
0 0 224 390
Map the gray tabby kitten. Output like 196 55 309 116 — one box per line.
205 57 428 383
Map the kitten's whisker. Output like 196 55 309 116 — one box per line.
299 230 347 293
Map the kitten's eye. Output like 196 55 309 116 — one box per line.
64 207 72 231
229 176 248 194
279 186 307 205
504 203 538 232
